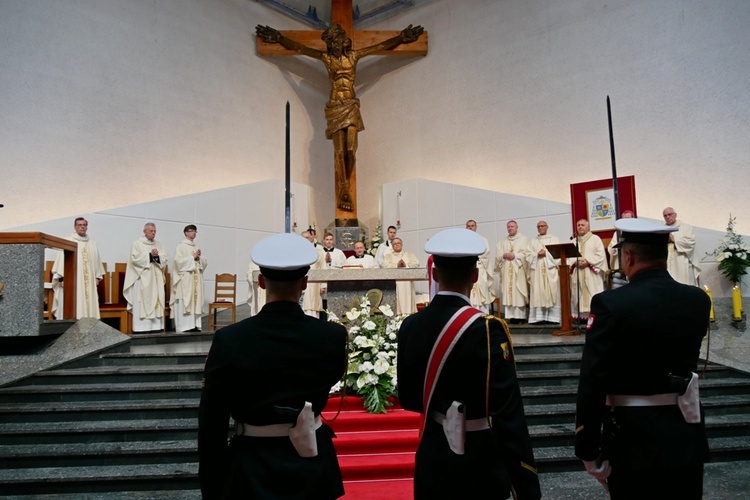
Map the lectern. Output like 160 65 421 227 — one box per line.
545 243 580 336
0 232 77 336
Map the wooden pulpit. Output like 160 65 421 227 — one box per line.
546 243 580 336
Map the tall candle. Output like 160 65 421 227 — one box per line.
732 285 742 321
704 286 715 321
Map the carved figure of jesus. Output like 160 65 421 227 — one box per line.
256 23 424 212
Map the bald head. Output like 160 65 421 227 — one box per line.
662 207 677 226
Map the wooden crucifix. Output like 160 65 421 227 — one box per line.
256 0 428 226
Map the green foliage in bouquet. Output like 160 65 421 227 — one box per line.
708 215 750 285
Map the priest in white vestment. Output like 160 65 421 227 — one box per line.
568 219 607 321
526 221 561 324
51 217 105 319
301 230 325 318
375 225 398 267
494 220 530 323
170 225 207 332
663 207 701 286
344 241 378 268
246 262 266 316
321 233 347 268
382 237 419 316
320 232 346 318
124 223 168 332
466 220 495 314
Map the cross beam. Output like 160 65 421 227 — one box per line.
256 0 428 57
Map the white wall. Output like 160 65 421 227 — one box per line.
0 0 333 232
359 0 750 236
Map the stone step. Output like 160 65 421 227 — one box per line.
516 363 734 388
98 352 209 367
22 364 205 385
0 439 196 469
7 375 745 406
2 460 749 498
1 435 749 494
533 436 750 473
527 412 750 449
0 381 202 403
521 394 750 426
0 492 202 500
2 388 749 427
0 398 199 424
0 418 198 446
521 376 750 405
0 463 200 495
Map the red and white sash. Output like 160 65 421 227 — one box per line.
421 305 484 432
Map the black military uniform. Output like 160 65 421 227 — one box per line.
198 234 347 499
397 228 541 500
575 219 710 499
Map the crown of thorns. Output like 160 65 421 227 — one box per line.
322 24 347 43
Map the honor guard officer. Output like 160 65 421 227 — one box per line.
575 218 710 498
198 233 348 499
397 228 541 500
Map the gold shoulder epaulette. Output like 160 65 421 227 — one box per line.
330 319 347 330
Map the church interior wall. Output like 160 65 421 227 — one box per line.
3 0 749 236
357 0 750 236
0 0 334 233
2 1 748 297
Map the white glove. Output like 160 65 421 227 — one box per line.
611 272 629 289
583 458 611 491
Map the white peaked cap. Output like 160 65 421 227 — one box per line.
424 228 487 257
614 218 678 247
251 233 319 270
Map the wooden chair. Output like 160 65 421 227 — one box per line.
208 273 237 331
99 262 131 335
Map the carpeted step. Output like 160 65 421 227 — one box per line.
334 429 420 454
338 451 415 481
324 408 420 433
325 395 419 484
324 395 402 412
342 478 413 499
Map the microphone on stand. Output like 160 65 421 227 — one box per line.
570 235 575 240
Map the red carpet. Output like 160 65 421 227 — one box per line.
323 396 420 499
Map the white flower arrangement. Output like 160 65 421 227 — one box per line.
707 215 750 285
368 224 382 257
328 296 404 413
